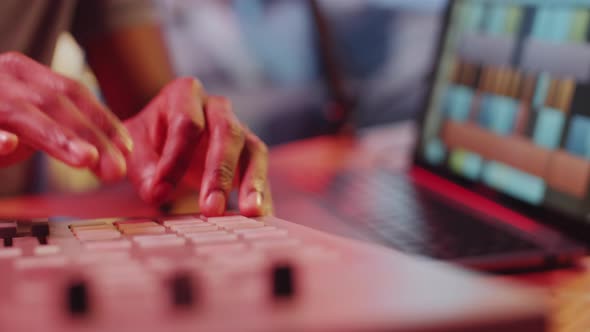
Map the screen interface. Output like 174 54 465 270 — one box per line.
420 0 590 221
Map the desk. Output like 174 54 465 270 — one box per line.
0 122 587 331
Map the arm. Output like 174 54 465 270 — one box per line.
76 17 272 216
77 23 174 120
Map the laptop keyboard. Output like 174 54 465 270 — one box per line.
319 170 540 261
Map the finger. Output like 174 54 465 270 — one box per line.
50 96 127 182
238 128 271 217
0 52 133 155
199 96 246 217
0 130 18 155
148 78 206 202
125 118 162 203
0 78 127 181
0 100 98 167
148 113 203 202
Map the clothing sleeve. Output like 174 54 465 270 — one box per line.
71 0 159 41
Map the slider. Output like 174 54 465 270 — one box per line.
31 220 50 245
0 221 17 247
271 263 296 300
169 272 195 309
67 280 90 316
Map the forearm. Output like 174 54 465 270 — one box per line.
79 23 175 120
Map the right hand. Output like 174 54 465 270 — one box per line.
0 52 132 181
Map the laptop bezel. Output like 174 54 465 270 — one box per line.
412 0 590 242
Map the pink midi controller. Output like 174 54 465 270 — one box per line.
0 215 546 332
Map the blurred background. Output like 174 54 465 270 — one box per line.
56 0 445 143
43 0 445 193
155 0 445 145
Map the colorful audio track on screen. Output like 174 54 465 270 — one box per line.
422 0 590 219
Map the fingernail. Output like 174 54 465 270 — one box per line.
0 131 17 154
246 191 263 209
114 152 127 177
205 190 226 216
69 140 99 166
119 128 134 153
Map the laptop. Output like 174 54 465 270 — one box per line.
272 0 590 272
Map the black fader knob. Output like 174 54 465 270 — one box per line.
271 263 296 300
67 280 90 316
31 220 50 245
0 221 17 247
170 272 195 309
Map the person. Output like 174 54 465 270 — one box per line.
0 0 272 217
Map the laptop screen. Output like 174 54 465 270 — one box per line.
419 0 590 222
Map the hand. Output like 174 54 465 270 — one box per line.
124 77 272 217
0 52 132 181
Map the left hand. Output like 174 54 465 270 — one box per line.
124 77 272 217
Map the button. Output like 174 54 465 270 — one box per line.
73 228 118 236
116 221 160 231
15 256 68 270
67 280 90 316
221 222 265 231
194 243 247 256
132 234 179 242
163 220 204 228
34 245 61 256
75 252 131 265
70 224 115 232
271 263 295 300
0 247 22 259
13 237 40 250
136 237 187 249
121 226 166 235
76 230 122 241
207 216 249 224
0 222 17 247
170 223 213 232
84 240 132 251
158 215 203 223
169 272 195 309
175 225 219 235
241 229 288 240
233 226 278 234
114 219 155 226
31 220 50 245
251 238 300 251
189 233 238 245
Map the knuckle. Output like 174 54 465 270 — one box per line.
210 162 235 190
172 77 204 94
60 77 83 96
44 125 70 151
0 51 27 67
210 95 232 109
219 118 244 143
173 113 202 138
37 92 61 109
0 100 18 121
252 137 268 156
